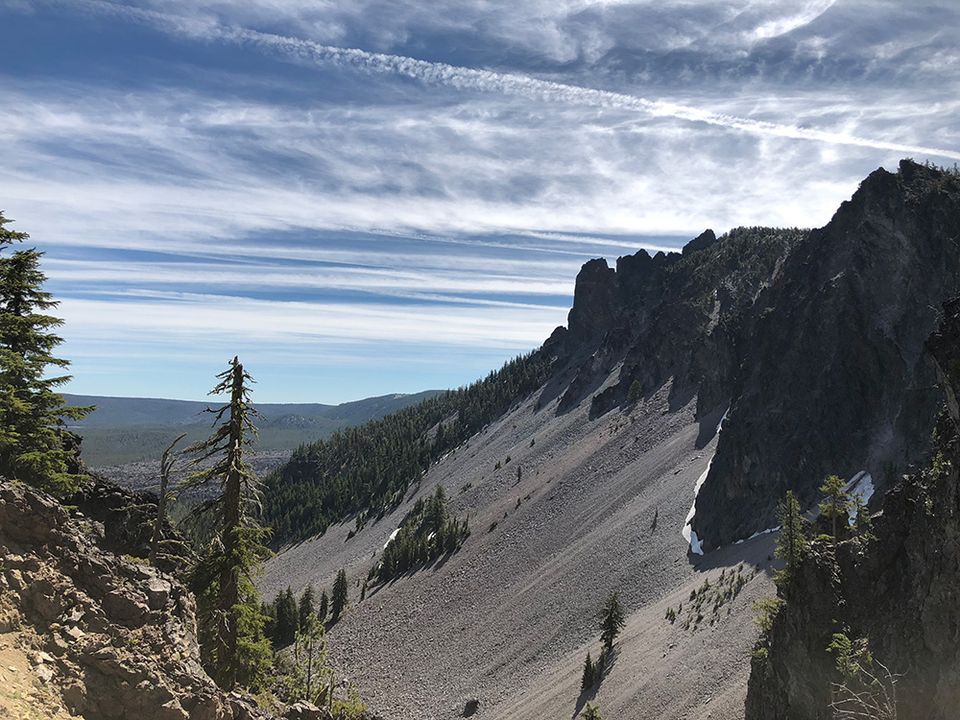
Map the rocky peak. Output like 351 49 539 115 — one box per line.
565 257 618 345
693 160 960 549
681 228 717 255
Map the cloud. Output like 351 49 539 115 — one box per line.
5 0 959 400
58 0 960 161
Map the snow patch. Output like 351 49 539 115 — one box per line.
681 407 730 556
734 525 781 545
383 528 400 549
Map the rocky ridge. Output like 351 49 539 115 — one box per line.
744 296 960 720
547 160 960 549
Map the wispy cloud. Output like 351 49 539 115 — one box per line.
59 0 960 161
3 0 958 400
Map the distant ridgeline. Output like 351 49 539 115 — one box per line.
263 350 550 545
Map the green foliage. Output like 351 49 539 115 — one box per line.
331 569 348 622
374 485 470 583
775 491 808 589
599 591 626 653
752 597 784 635
275 615 368 719
298 584 315 633
185 357 273 690
265 587 303 647
671 565 755 632
819 474 853 545
581 652 596 690
627 379 642 403
263 350 551 545
0 211 90 494
194 572 272 692
318 590 328 622
581 702 602 720
828 632 874 682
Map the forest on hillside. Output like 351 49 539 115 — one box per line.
263 350 552 545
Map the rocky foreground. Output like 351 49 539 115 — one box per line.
0 478 342 720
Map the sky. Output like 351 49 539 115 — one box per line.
2 0 959 403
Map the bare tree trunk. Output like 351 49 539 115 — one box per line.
150 433 185 566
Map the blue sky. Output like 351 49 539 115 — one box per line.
2 0 959 403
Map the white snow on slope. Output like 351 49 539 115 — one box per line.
681 408 729 555
383 527 400 549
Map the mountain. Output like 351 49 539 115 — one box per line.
64 391 440 466
257 161 960 720
746 297 960 720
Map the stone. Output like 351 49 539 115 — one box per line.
146 578 172 610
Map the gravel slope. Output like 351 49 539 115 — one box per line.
262 375 776 719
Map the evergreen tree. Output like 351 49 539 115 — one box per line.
599 591 626 653
318 589 329 623
581 652 596 689
184 357 272 690
290 614 330 706
853 494 874 540
273 587 298 646
819 474 853 549
0 212 90 494
774 490 808 589
331 569 348 622
299 584 315 632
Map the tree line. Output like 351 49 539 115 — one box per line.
263 348 552 546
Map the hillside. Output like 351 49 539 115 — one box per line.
65 391 439 466
259 161 960 720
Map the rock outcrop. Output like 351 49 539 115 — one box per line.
744 296 960 720
0 478 268 720
548 161 960 549
697 160 960 549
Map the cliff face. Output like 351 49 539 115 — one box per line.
745 297 960 720
554 160 960 549
697 160 960 549
0 478 267 720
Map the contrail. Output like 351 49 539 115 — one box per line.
56 0 960 162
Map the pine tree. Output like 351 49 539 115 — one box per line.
290 614 330 705
299 584 316 632
0 212 90 494
774 490 808 589
184 357 272 690
599 591 626 653
318 589 329 622
581 652 596 689
331 569 348 622
273 587 298 646
853 495 874 540
819 474 853 550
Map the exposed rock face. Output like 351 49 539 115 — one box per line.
0 478 267 720
551 161 960 548
554 227 801 419
696 161 960 548
745 297 960 720
69 476 194 574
